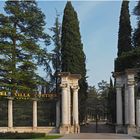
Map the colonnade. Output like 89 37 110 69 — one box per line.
115 69 140 134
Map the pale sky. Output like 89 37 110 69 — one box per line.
0 1 138 87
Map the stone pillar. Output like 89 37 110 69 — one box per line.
125 84 129 125
56 100 60 127
136 98 140 127
67 84 71 125
8 97 13 128
61 83 69 126
116 76 123 125
116 86 123 125
33 100 37 128
72 86 79 125
128 84 135 126
126 71 135 126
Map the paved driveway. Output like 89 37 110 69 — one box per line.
60 122 136 139
80 122 115 133
60 133 136 139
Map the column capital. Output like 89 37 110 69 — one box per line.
7 97 14 100
71 85 79 91
127 80 135 86
116 75 123 88
60 83 68 88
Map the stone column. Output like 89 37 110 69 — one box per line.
126 72 135 126
61 83 69 126
116 86 123 125
136 98 140 127
67 84 71 125
125 85 129 125
72 86 79 125
56 100 60 127
33 99 37 128
8 97 13 128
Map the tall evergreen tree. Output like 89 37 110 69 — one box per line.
133 1 140 48
107 78 116 123
133 1 140 85
61 1 88 122
50 14 61 93
117 0 132 57
0 1 50 94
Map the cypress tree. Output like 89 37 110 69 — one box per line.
133 1 140 48
61 1 88 122
0 1 50 94
107 78 116 123
133 1 140 84
117 0 132 57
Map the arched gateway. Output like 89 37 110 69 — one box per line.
0 72 81 134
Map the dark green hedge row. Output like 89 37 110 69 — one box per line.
0 132 45 139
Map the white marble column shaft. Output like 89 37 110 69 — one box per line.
61 86 69 125
67 85 71 125
56 100 60 127
8 98 13 128
72 88 79 125
136 99 140 127
128 84 135 126
125 85 129 125
116 87 123 125
33 100 37 128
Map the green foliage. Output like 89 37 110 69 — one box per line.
133 1 140 89
117 0 132 57
133 1 140 48
61 1 88 122
107 78 116 123
0 1 50 93
50 14 62 93
115 47 140 72
86 86 103 119
0 132 62 139
0 132 45 139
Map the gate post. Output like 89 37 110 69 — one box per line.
136 98 140 128
56 100 60 128
72 85 80 133
33 99 38 129
8 97 14 129
59 72 70 134
114 73 124 133
69 74 81 133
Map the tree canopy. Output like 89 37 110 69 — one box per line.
0 1 50 94
61 1 88 122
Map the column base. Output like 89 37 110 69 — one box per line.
7 127 14 132
115 125 125 134
70 125 80 133
32 127 37 131
59 125 71 134
136 127 140 133
125 125 137 135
